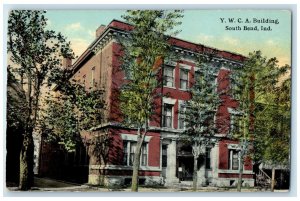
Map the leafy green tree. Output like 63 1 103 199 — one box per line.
119 10 183 192
42 79 104 152
254 76 290 191
7 10 74 190
231 51 289 191
181 55 220 191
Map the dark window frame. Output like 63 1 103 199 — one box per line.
180 69 189 90
163 103 173 128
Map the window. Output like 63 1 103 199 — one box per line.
123 141 148 167
230 75 241 100
82 74 86 87
178 102 186 129
91 67 95 87
180 69 188 89
229 149 239 170
162 145 167 168
123 141 128 165
164 66 174 87
141 144 147 166
194 70 216 94
205 148 211 169
163 104 173 128
204 113 215 132
129 142 136 166
230 114 242 136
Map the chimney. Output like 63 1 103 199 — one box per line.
62 57 72 69
96 25 106 38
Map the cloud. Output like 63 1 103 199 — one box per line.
194 34 290 66
195 34 215 44
65 22 82 31
87 30 95 38
222 36 239 46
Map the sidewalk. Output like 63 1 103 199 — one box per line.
6 177 289 192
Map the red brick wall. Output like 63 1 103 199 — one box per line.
110 42 125 123
219 140 229 169
148 135 161 166
216 69 239 134
71 41 114 123
244 156 253 171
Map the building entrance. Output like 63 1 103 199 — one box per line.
177 156 194 181
177 143 194 181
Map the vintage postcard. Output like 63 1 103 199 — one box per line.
5 9 291 193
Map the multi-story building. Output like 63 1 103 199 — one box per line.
41 19 254 187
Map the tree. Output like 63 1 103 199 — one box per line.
181 55 220 191
119 10 183 192
42 78 104 152
6 68 27 184
231 51 289 191
254 76 290 191
7 10 74 190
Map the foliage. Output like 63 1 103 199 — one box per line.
7 10 74 190
181 55 220 190
254 77 290 167
119 10 183 192
7 10 74 133
42 79 104 152
120 10 183 127
182 56 220 152
231 50 290 190
7 68 27 130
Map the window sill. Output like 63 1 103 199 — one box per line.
163 86 176 90
162 126 174 129
179 88 189 91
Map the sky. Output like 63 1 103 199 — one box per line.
45 10 291 66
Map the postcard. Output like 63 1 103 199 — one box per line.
6 9 291 193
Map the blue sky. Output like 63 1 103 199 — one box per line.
45 10 291 66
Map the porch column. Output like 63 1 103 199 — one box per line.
211 142 219 186
165 139 179 185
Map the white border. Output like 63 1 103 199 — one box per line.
1 1 298 201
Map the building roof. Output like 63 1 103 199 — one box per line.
71 19 246 75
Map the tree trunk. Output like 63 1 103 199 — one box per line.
271 167 275 192
19 130 34 190
192 155 198 191
237 152 243 192
131 128 144 192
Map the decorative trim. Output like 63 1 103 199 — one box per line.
165 60 177 67
162 97 177 105
121 133 152 142
179 63 192 71
228 108 242 115
227 143 240 149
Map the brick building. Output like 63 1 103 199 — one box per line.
40 19 254 187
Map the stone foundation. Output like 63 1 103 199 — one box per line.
88 174 163 187
211 178 255 187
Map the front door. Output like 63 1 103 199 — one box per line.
178 156 194 181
